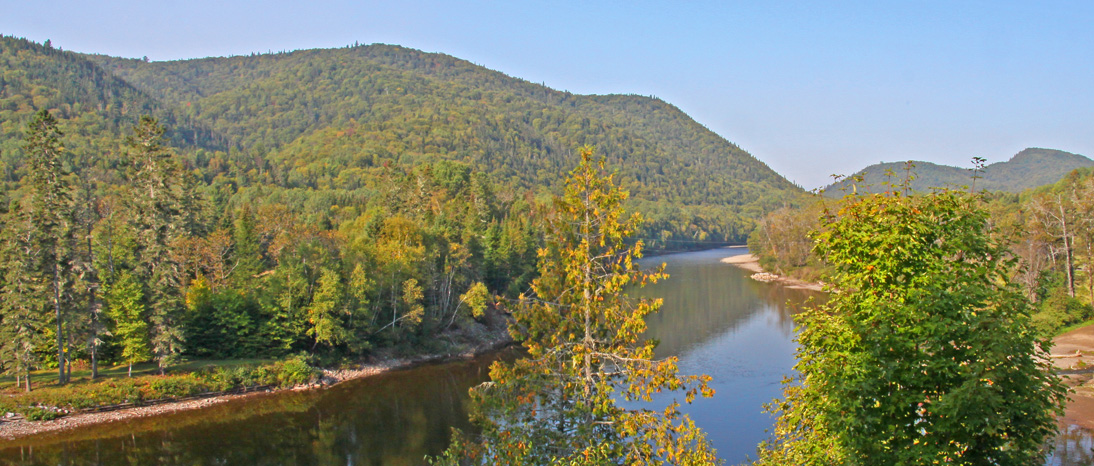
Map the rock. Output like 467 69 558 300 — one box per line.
750 272 780 282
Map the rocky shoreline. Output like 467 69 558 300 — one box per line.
720 253 826 291
0 331 514 442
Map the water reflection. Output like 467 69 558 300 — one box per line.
0 350 515 465
2 248 1089 465
1047 424 1094 466
636 248 822 462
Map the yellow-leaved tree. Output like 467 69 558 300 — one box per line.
431 147 719 465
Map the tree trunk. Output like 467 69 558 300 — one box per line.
1058 201 1076 298
1065 236 1076 298
53 261 65 385
582 182 594 405
89 228 99 380
128 363 132 378
91 343 98 380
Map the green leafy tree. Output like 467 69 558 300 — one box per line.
307 267 347 349
433 148 718 465
457 281 489 323
757 191 1068 466
105 271 150 377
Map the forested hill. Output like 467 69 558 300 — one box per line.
80 44 800 242
0 36 803 245
824 148 1094 196
0 36 227 163
0 35 803 376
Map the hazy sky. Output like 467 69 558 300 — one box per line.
5 0 1092 188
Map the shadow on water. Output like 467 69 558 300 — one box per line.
0 349 517 466
2 247 1090 464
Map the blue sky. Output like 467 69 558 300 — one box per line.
4 0 1092 188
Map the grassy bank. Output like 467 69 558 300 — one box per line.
1057 319 1094 337
0 356 317 421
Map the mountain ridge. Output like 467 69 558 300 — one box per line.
823 148 1093 196
2 37 801 244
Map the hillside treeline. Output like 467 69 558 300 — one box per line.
750 167 1094 335
0 33 806 387
2 35 803 250
1 110 538 387
81 41 799 246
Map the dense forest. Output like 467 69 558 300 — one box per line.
0 34 805 391
81 42 800 246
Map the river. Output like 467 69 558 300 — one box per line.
0 248 1089 464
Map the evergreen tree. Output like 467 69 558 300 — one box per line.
23 109 77 384
433 148 718 465
232 204 263 284
124 116 189 374
0 206 48 391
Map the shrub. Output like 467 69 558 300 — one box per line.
145 374 209 400
22 406 61 421
267 355 318 387
3 357 319 421
1033 287 1092 336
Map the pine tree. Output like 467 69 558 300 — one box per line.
0 206 48 392
232 204 263 284
124 116 188 374
23 109 76 385
433 148 718 465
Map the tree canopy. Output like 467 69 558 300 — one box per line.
757 190 1068 465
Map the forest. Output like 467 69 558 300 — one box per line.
2 108 540 389
1 35 803 251
0 34 1082 463
0 35 799 404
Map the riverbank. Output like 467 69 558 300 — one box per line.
720 253 826 291
0 326 513 442
1052 324 1094 431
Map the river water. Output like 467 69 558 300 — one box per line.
0 248 1089 464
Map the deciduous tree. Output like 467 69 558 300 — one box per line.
757 191 1068 466
105 271 150 377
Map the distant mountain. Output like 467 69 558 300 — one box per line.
823 148 1094 196
1 37 802 244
